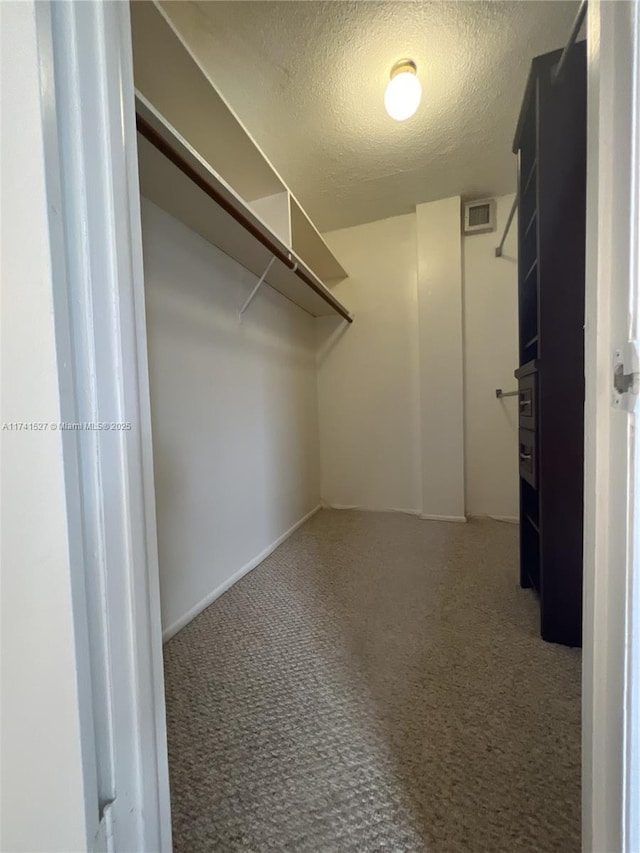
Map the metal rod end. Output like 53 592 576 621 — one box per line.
495 247 502 258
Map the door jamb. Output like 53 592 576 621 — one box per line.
583 2 640 850
36 2 172 849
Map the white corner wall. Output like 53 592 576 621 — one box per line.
1 3 88 849
416 197 466 522
318 196 518 521
142 199 321 638
463 194 519 520
317 214 422 513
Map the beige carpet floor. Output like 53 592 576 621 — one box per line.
163 510 581 852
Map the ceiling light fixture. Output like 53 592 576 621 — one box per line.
384 59 421 122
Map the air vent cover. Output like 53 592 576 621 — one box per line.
464 199 496 234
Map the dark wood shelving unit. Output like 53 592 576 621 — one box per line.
513 41 586 647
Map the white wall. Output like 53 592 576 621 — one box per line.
319 197 518 520
417 197 465 521
463 194 519 519
0 3 88 850
142 199 321 637
317 214 422 513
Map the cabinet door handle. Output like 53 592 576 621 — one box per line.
519 399 530 408
520 452 532 462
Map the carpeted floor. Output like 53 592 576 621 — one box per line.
163 510 581 852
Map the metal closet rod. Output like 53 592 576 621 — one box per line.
135 113 353 324
553 0 588 84
495 0 588 258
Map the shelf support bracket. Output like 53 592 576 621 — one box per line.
239 256 276 319
495 191 519 258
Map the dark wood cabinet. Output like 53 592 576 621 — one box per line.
513 42 586 647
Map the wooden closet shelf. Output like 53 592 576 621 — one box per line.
136 97 352 323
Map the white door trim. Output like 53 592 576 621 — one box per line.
36 2 171 850
583 2 640 850
623 4 640 847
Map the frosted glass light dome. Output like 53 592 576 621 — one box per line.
384 60 422 122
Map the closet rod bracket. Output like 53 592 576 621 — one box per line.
239 256 276 319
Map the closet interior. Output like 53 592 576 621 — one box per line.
127 0 587 848
129 0 588 655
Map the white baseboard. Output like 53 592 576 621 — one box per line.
321 501 421 516
419 513 467 523
322 502 469 523
467 513 520 525
162 504 322 642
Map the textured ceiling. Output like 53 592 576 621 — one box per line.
162 0 580 232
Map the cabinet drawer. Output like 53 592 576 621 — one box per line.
519 429 537 489
518 372 537 430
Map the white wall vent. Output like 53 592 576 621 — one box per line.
463 199 496 234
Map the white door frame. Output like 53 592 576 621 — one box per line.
36 0 639 850
36 2 171 850
583 1 640 852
